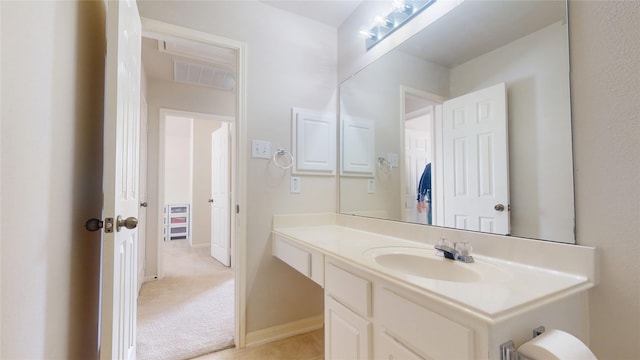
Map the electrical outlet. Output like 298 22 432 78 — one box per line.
367 179 375 193
251 140 271 159
290 177 301 193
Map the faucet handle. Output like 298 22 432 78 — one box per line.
436 237 451 249
434 237 452 258
455 241 472 256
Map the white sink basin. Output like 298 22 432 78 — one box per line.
364 247 510 283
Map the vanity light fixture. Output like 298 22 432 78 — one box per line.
361 0 437 50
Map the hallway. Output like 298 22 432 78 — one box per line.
137 241 234 360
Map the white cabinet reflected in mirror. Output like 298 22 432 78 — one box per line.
339 0 575 244
341 117 376 177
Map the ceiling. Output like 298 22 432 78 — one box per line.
142 37 238 89
142 1 361 87
142 1 564 87
260 0 362 28
396 0 565 68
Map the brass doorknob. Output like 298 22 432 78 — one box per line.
85 218 104 232
117 216 138 231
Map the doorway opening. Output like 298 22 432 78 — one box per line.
401 87 443 226
136 21 245 359
137 109 235 360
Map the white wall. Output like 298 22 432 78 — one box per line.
450 21 574 242
569 1 640 358
1 1 105 358
164 116 193 205
138 0 336 333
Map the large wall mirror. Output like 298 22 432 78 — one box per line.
339 0 575 244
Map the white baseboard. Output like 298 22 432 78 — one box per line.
245 314 324 348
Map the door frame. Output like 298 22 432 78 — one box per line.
142 17 248 348
158 109 234 260
399 86 444 225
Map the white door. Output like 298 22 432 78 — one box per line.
100 1 141 359
211 122 231 266
442 83 509 234
404 122 431 224
137 95 148 293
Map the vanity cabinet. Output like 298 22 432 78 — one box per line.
375 286 474 360
325 296 371 360
273 234 324 286
324 258 475 360
271 222 594 360
324 261 372 360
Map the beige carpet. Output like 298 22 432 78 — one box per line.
137 241 235 360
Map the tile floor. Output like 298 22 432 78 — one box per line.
192 328 324 360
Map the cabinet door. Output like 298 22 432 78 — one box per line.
292 108 336 174
376 288 473 360
341 116 375 176
376 331 428 360
326 296 371 360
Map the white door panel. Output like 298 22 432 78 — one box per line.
211 122 231 266
404 129 430 224
101 1 141 359
442 83 509 235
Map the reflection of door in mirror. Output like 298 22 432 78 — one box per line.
403 105 434 225
442 83 509 235
340 1 574 243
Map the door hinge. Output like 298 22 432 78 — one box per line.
236 204 240 214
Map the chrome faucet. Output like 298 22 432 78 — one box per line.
434 240 474 263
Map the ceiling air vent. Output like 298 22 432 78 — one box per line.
173 60 236 91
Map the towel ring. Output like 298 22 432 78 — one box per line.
378 157 392 171
273 148 294 169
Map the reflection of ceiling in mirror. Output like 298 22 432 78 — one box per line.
405 94 435 114
397 0 565 67
260 0 362 28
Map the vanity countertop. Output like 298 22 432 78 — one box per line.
273 223 595 324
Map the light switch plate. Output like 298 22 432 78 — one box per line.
252 140 271 159
387 152 399 167
290 177 301 193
